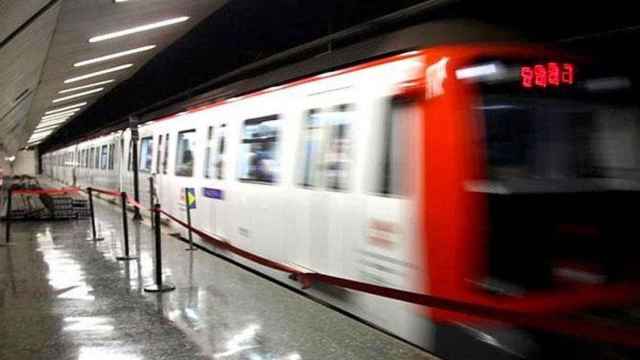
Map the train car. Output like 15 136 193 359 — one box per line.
41 22 640 359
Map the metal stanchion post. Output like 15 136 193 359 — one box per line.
87 188 104 241
1 187 13 247
185 188 196 252
149 177 155 228
116 192 137 261
144 204 175 293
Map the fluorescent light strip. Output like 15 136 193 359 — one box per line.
74 45 156 67
39 120 69 128
42 109 79 120
30 134 52 141
89 16 189 43
44 102 87 115
30 133 52 140
33 126 58 134
64 64 132 84
41 114 73 122
40 115 73 124
32 129 53 135
40 116 72 126
52 88 104 103
36 122 64 130
59 80 114 94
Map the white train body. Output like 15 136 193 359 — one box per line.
42 54 431 347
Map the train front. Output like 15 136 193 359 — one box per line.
420 47 640 359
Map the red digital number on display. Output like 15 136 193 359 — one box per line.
521 62 574 88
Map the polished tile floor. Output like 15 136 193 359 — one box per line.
0 198 436 360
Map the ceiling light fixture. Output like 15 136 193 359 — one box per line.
52 88 104 103
39 119 70 128
33 125 59 134
89 16 189 43
29 132 53 141
64 64 132 84
40 118 72 127
42 109 79 120
59 80 115 94
74 45 156 67
35 124 61 132
40 113 75 123
44 102 87 115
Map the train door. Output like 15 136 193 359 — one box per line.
358 95 427 342
292 85 358 275
201 121 228 237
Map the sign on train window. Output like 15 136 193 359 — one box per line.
239 115 280 183
139 137 153 172
300 105 353 191
162 133 170 174
378 97 417 196
175 130 196 177
100 145 108 170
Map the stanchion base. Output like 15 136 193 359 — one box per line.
185 247 198 251
143 283 176 293
116 256 138 261
89 237 105 242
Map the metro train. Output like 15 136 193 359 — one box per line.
41 22 640 359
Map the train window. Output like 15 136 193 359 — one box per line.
215 124 226 180
239 115 280 184
94 147 100 169
127 140 133 171
204 126 214 178
162 133 169 174
378 97 418 196
108 144 115 170
100 145 108 170
156 135 163 174
300 105 353 191
204 125 226 179
89 148 95 169
175 130 196 177
139 137 153 172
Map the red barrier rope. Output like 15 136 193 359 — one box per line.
125 195 146 211
85 187 640 346
155 207 640 347
13 187 81 195
88 187 122 198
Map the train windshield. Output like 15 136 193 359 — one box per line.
466 58 640 292
480 97 640 191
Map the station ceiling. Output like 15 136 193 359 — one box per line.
0 0 225 156
3 0 640 154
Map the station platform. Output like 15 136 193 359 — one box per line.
0 189 437 359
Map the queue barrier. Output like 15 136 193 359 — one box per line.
85 186 640 348
3 186 83 245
